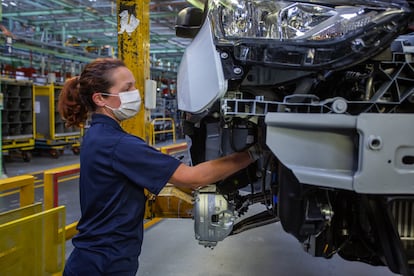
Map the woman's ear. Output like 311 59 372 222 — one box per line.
92 92 106 107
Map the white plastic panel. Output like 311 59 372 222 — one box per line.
144 79 157 110
177 17 228 113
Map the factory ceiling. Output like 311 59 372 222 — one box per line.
0 0 204 75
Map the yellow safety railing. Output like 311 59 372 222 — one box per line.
0 202 42 225
147 117 176 146
0 175 35 207
44 164 80 210
0 175 66 275
43 164 80 240
0 206 66 275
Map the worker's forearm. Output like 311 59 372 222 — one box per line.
169 151 254 189
192 151 252 186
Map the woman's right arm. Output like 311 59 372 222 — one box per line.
168 151 253 190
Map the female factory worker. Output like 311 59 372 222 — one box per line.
58 57 260 275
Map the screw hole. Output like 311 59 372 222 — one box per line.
370 138 381 148
368 136 382 150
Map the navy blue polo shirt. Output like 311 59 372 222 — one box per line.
71 114 181 273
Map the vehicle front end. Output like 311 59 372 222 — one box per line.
176 1 414 275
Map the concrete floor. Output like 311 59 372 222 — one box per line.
138 218 397 276
1 147 400 276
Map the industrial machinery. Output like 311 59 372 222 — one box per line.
175 1 414 275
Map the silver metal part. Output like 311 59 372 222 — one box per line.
265 113 414 194
193 185 236 248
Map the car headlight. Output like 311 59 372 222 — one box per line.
208 0 413 70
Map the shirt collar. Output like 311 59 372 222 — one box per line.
91 113 123 131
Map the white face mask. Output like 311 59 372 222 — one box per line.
103 89 141 121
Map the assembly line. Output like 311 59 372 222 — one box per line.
1 0 414 275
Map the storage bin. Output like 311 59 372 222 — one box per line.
8 123 21 136
6 97 20 110
7 111 21 123
21 123 33 135
6 86 20 97
19 98 32 110
20 111 31 123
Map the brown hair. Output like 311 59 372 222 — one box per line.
58 58 126 127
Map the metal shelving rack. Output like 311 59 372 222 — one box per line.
33 83 81 158
1 77 35 162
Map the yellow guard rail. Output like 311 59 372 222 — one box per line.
147 117 176 146
0 175 65 275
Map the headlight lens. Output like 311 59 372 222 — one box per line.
209 0 413 69
213 1 380 40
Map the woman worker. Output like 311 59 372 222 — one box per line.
58 57 260 275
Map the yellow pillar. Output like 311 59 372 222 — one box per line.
117 0 150 139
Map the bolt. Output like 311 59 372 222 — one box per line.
233 67 242 75
220 52 229 59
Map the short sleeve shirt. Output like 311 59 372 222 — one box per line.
72 114 181 269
